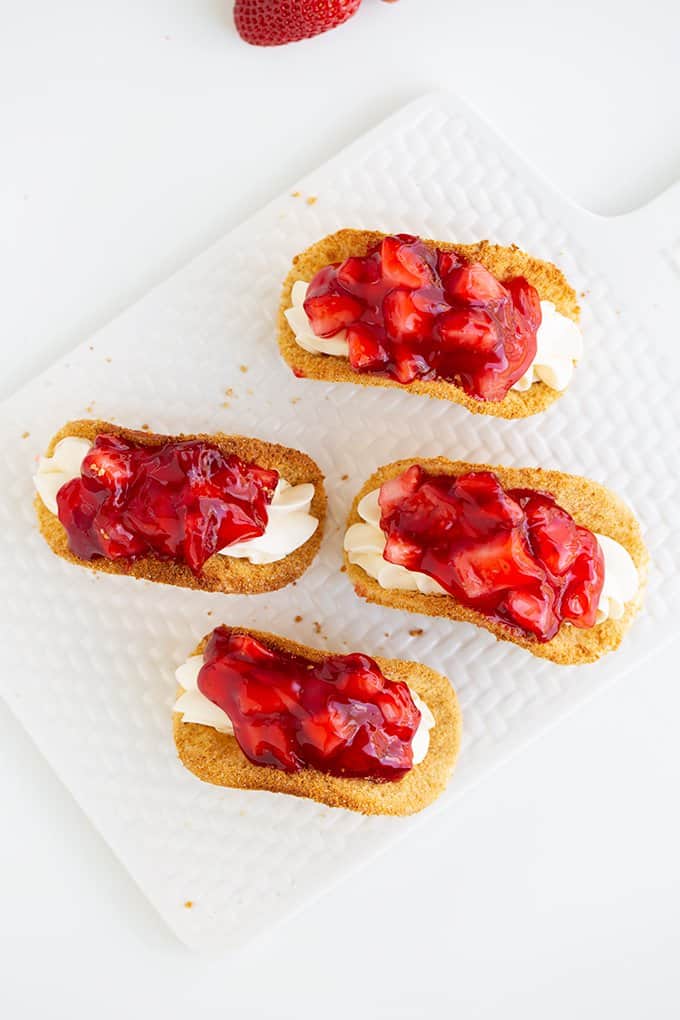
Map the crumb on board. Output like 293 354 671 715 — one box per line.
221 402 230 409
294 615 303 623
105 357 112 363
409 628 424 637
141 423 150 431
384 632 390 638
239 364 248 373
225 387 234 398
290 397 301 405
85 405 94 414
313 621 322 635
21 431 30 439
291 191 301 198
340 564 346 573
184 900 193 910
306 196 318 206
341 473 349 481
207 610 213 616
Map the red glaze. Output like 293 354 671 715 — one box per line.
56 434 278 576
378 466 605 642
304 234 541 401
197 628 422 780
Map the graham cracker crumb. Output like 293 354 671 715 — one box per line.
141 423 150 431
294 615 303 623
290 397 301 405
291 191 300 198
239 365 248 373
105 357 112 363
306 196 318 206
225 387 234 398
313 621 322 635
341 473 349 481
340 564 347 572
409 628 424 637
184 900 193 909
21 431 30 439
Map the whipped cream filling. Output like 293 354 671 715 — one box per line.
174 653 436 766
344 489 639 627
33 437 318 565
285 280 582 394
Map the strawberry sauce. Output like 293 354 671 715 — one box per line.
304 234 540 401
56 434 278 575
378 466 605 641
197 628 422 780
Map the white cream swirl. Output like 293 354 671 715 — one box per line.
174 653 435 766
33 436 318 565
285 281 582 393
344 488 639 627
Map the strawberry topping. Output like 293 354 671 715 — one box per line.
377 466 605 641
197 628 422 780
303 234 541 401
56 434 278 575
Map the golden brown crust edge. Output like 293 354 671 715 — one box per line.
278 229 580 420
344 458 648 666
35 420 326 594
173 627 461 816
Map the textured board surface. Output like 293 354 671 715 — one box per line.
1 93 679 953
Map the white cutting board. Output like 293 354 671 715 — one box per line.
0 93 678 953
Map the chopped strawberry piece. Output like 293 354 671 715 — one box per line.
437 249 463 280
376 466 605 643
378 464 423 518
383 531 422 571
446 262 508 305
383 289 434 342
336 255 382 295
303 292 363 337
197 629 421 780
81 435 135 504
437 308 499 354
391 344 430 383
501 583 559 640
381 235 435 288
505 276 542 332
347 323 390 372
445 530 544 600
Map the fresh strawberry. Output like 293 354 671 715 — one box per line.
234 0 362 47
304 291 363 337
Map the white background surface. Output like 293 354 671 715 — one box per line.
1 1 678 1017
